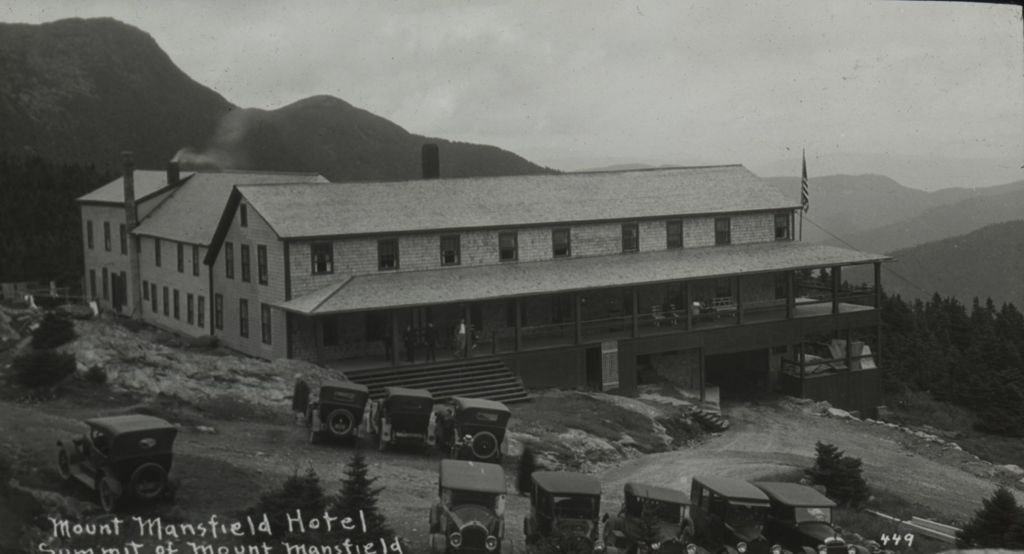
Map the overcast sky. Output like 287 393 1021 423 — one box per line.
3 1 1022 190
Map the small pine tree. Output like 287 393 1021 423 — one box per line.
11 350 75 387
31 313 75 350
518 445 538 495
806 442 869 508
330 451 392 543
251 466 328 542
956 487 1024 549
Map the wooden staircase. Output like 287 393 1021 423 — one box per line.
343 357 531 404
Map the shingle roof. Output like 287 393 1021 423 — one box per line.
238 165 796 238
273 242 889 315
77 170 192 204
132 171 328 245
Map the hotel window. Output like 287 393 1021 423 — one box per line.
378 239 399 270
214 294 224 330
197 296 205 328
241 244 251 282
239 299 249 338
240 204 248 227
311 242 333 274
163 287 169 316
440 235 460 266
714 217 731 245
552 228 571 258
86 221 94 249
89 270 97 299
257 245 268 284
119 224 127 255
155 239 162 267
621 223 639 252
261 304 272 345
225 242 234 279
775 213 791 240
104 222 111 251
102 268 109 300
143 280 149 300
187 293 194 324
499 231 518 262
667 220 683 249
150 283 157 312
177 243 184 273
173 289 180 320
715 278 732 299
192 245 200 276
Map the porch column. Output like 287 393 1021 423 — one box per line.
735 276 744 325
684 281 692 330
698 346 706 402
463 304 472 358
873 262 882 309
514 298 522 351
786 271 795 319
574 292 582 344
831 265 840 315
631 287 639 337
390 310 400 368
314 317 324 365
845 327 853 370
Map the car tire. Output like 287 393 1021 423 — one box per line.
470 430 499 460
326 408 355 437
98 477 119 513
57 448 72 481
129 462 168 500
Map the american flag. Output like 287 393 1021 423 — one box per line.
801 149 809 213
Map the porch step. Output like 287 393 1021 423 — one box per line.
344 357 530 405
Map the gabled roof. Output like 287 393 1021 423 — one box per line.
532 471 602 496
132 170 327 245
77 170 193 205
273 242 890 315
235 165 796 239
754 482 836 507
439 459 507 493
694 476 769 504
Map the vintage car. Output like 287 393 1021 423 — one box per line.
754 482 866 554
434 397 510 462
306 380 370 444
369 386 436 450
603 482 696 554
524 471 605 553
687 476 788 554
429 459 511 554
56 414 178 513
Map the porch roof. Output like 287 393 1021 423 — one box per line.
273 241 890 316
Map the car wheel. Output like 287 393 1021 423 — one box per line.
470 430 499 460
98 478 119 513
129 462 168 500
326 408 355 437
57 448 72 481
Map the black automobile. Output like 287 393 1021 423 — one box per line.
429 459 511 554
754 482 866 554
369 386 436 451
603 482 696 554
306 380 370 444
57 415 178 513
524 471 605 553
434 397 511 462
687 476 788 554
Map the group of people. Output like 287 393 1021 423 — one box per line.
383 319 475 364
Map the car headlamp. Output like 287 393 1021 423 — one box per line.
485 535 498 551
771 545 782 554
594 540 606 553
449 532 463 548
847 547 857 554
652 542 661 551
737 542 747 553
686 544 698 554
818 546 827 554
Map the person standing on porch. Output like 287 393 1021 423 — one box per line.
425 322 438 362
403 324 416 363
454 318 467 358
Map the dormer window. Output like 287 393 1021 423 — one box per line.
311 242 333 274
499 231 518 262
715 217 731 245
440 235 460 266
621 223 639 253
378 239 399 271
775 213 791 240
552 228 571 258
667 220 683 249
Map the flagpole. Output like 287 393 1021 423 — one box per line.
799 148 808 241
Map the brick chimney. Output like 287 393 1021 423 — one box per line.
167 160 181 187
422 143 440 180
122 151 142 319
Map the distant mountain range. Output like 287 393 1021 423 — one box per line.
0 17 552 180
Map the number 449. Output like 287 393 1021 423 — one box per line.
879 533 915 547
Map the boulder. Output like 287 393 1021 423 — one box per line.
826 407 857 420
999 464 1024 477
